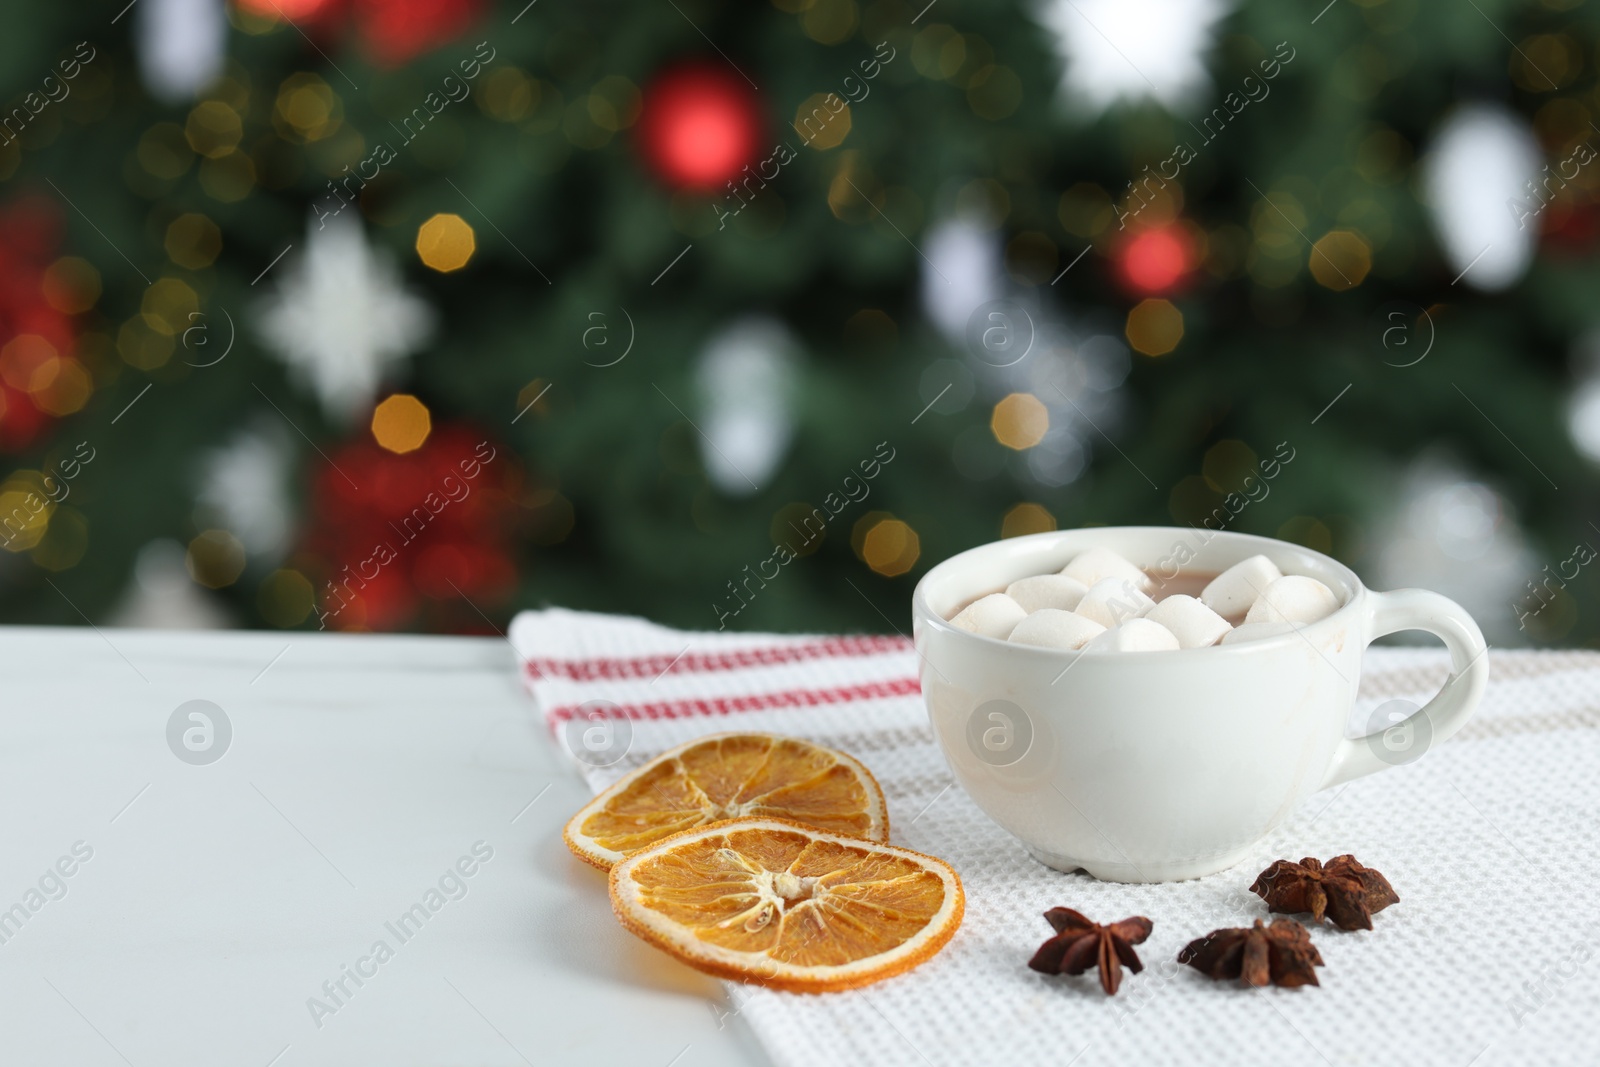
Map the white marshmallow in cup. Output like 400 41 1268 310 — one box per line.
1007 609 1106 650
1220 621 1299 645
950 593 1027 639
1005 574 1088 613
1143 594 1232 649
1060 548 1152 592
1244 575 1341 625
1074 577 1157 629
1082 618 1180 653
1201 554 1283 619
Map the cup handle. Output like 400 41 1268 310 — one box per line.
1318 588 1489 790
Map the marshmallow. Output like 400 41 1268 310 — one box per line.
1061 548 1151 592
1007 609 1106 650
1082 618 1180 653
1005 574 1089 613
1244 575 1340 625
1220 621 1299 645
1201 554 1283 619
949 593 1028 639
1074 577 1157 629
1143 594 1232 649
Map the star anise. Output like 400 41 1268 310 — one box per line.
1178 918 1324 988
1250 854 1399 930
1027 907 1153 995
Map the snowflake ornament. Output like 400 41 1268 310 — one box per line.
136 0 227 103
1034 0 1227 114
921 216 1004 343
196 425 294 560
255 212 435 421
694 318 801 496
1421 104 1542 292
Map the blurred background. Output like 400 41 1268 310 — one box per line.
0 0 1595 645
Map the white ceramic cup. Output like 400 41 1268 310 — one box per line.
911 527 1488 883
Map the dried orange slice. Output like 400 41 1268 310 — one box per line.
609 817 964 991
564 733 889 870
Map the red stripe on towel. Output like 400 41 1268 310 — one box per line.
525 634 913 681
546 677 922 723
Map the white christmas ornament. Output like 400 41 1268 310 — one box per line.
1033 0 1226 114
136 0 226 103
256 212 435 421
1568 379 1600 463
1421 105 1543 292
1371 456 1536 644
920 217 1002 341
106 540 232 630
694 317 800 496
1567 327 1600 463
196 426 294 559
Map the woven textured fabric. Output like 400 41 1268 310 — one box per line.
511 608 1600 1067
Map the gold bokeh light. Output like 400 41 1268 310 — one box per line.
416 213 476 272
371 394 432 454
1125 298 1183 356
991 393 1049 450
862 518 920 577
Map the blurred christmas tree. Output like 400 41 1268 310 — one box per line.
0 0 1596 644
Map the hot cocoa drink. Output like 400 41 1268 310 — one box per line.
946 549 1342 651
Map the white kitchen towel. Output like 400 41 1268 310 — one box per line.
510 608 1600 1067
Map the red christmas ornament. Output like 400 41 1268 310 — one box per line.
0 195 81 453
1117 224 1195 295
355 0 485 67
636 64 763 191
303 423 521 631
236 0 483 67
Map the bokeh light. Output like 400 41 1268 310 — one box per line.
33 361 92 416
416 213 476 272
0 335 61 394
1001 502 1057 539
862 518 921 577
165 214 223 270
117 317 174 370
802 0 858 44
186 529 246 588
185 101 243 159
371 394 432 454
273 73 341 143
991 393 1049 450
259 568 315 627
238 0 330 17
1119 225 1193 293
198 150 256 203
141 278 201 336
32 507 88 571
41 257 101 314
636 66 762 190
1125 299 1183 356
793 93 851 150
1309 230 1372 291
0 471 54 552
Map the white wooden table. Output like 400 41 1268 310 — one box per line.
0 626 768 1067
